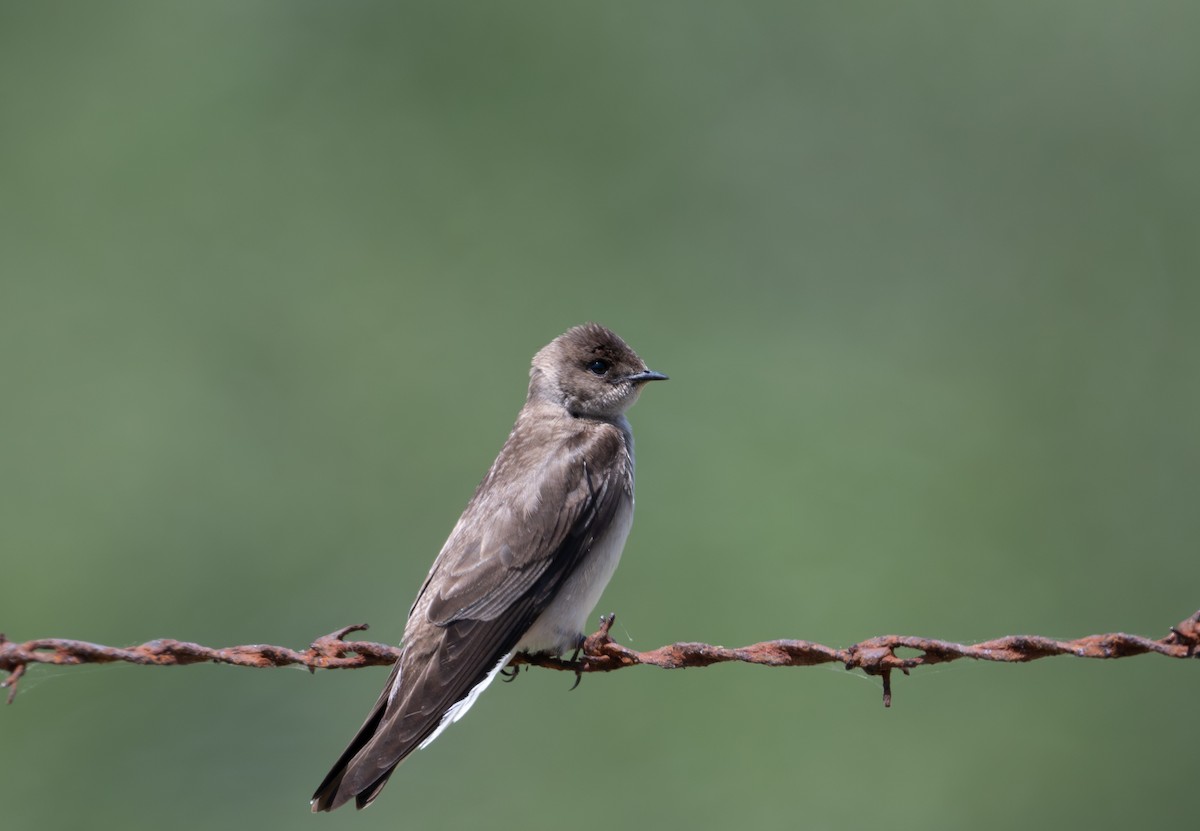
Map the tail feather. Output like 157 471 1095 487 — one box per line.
354 768 397 810
311 617 528 811
310 667 397 812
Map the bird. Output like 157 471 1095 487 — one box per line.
311 323 667 811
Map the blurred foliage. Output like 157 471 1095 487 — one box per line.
2 2 1197 829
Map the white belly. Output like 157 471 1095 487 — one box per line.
517 494 634 655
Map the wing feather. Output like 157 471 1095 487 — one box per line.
422 423 626 625
312 417 630 811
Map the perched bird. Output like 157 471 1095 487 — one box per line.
311 323 667 811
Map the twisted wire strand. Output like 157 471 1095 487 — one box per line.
3 610 1196 706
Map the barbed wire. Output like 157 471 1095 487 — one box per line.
2 609 1196 707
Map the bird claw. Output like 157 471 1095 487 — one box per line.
566 634 586 690
565 613 620 690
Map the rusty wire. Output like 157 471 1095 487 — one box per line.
2 610 1196 707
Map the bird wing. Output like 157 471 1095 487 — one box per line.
420 421 629 626
312 418 630 811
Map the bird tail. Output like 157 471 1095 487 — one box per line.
310 636 518 811
310 665 399 812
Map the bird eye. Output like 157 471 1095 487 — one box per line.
586 359 611 375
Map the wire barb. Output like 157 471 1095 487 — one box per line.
1 610 1196 706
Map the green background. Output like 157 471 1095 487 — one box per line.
3 3 1197 829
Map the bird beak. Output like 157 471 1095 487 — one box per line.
624 370 669 384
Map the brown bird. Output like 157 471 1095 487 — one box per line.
311 323 667 811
